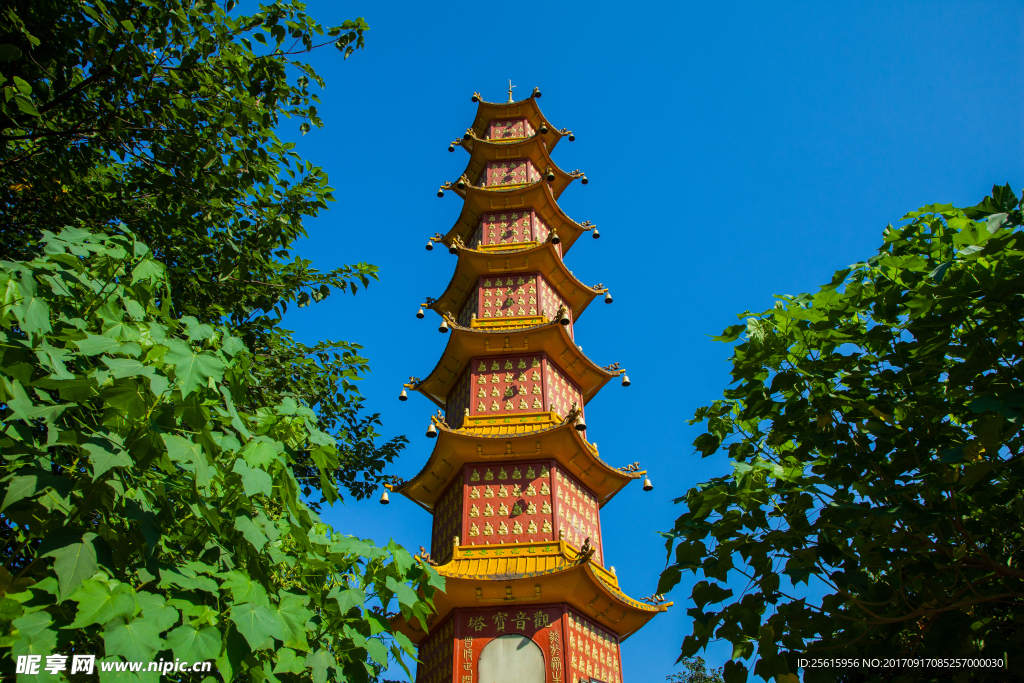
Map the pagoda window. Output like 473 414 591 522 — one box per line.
477 634 544 683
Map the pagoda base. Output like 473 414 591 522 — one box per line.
415 603 625 683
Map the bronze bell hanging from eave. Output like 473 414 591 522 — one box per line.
379 489 390 504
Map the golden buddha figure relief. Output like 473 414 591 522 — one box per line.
540 464 550 477
498 522 508 535
512 467 521 480
525 483 536 496
469 523 480 537
484 503 493 516
470 487 480 499
498 485 508 498
526 466 536 479
512 484 522 496
511 502 522 516
484 486 494 498
512 521 523 534
484 469 494 481
498 467 508 480
541 481 550 496
526 502 536 515
469 504 480 518
498 503 509 516
470 469 480 482
542 519 552 533
527 520 538 534
483 522 493 536
541 501 551 514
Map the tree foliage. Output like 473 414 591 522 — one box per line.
0 0 405 502
0 228 441 681
0 1 436 680
659 185 1024 682
667 657 725 683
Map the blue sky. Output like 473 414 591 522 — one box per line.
278 1 1023 679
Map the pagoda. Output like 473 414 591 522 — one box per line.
387 85 669 683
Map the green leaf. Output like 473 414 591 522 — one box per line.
1 474 40 511
385 575 419 610
691 581 733 610
229 602 284 651
272 593 312 651
70 579 138 628
83 437 133 480
45 533 100 602
272 648 307 674
231 458 272 497
303 648 336 683
163 339 224 396
242 438 283 468
165 624 221 662
0 44 23 61
234 513 269 550
7 380 72 424
104 616 164 661
76 333 121 355
330 586 365 615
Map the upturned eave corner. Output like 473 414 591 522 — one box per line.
448 134 582 200
438 181 594 254
393 420 643 512
412 321 616 409
426 241 601 323
391 542 668 645
467 92 567 153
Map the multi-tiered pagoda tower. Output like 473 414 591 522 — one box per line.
388 86 668 683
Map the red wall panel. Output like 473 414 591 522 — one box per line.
488 118 535 140
463 460 556 545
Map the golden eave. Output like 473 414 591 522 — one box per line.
392 541 668 644
440 181 591 255
429 241 601 323
453 134 578 199
468 96 566 153
414 322 614 409
393 421 642 512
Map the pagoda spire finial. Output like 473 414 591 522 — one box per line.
507 79 516 103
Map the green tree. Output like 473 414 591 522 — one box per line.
667 656 725 683
0 1 436 680
0 0 405 504
658 185 1024 683
0 228 440 681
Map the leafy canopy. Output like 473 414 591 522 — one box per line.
658 185 1023 683
0 0 405 502
0 0 439 680
0 227 442 682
